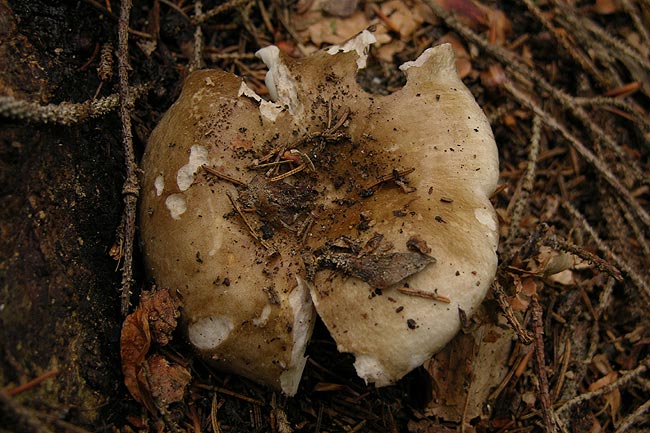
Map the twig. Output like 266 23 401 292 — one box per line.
553 1 650 73
0 85 149 125
0 390 54 433
207 52 258 61
556 357 650 416
614 398 650 433
226 191 276 253
211 392 222 433
619 0 650 58
190 1 205 72
4 369 60 397
521 0 605 88
396 287 451 303
584 278 615 368
503 79 650 230
421 0 646 185
542 230 623 282
159 0 190 21
492 281 533 345
562 201 650 304
614 195 650 263
573 96 650 143
269 163 306 182
202 166 247 186
531 295 557 433
80 0 153 38
117 0 139 315
193 0 251 25
503 115 542 256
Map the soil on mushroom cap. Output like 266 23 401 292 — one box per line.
208 99 432 290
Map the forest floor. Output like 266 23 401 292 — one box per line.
1 0 649 432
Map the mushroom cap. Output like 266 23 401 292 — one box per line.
139 70 317 395
139 35 498 392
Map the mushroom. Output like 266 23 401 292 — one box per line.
139 31 499 393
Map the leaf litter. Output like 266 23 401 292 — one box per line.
4 0 647 431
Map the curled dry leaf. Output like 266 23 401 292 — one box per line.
139 287 183 346
425 316 514 421
480 63 507 88
588 371 621 422
144 354 192 408
120 308 152 410
594 0 620 15
120 287 187 414
435 0 512 45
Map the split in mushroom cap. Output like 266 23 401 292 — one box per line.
139 31 499 393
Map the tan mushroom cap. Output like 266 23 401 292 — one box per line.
139 70 317 395
139 33 498 393
275 42 498 386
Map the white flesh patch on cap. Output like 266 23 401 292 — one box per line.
154 175 164 196
165 194 187 220
237 82 284 122
252 304 272 326
474 207 497 231
399 47 436 71
256 46 301 115
326 29 377 69
279 277 316 396
188 315 234 350
177 145 208 192
354 354 388 386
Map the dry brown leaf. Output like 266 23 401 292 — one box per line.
120 287 186 415
435 0 487 29
323 0 360 17
588 371 618 391
139 287 182 346
594 0 620 15
380 0 422 39
144 354 191 407
480 63 507 88
482 7 512 45
436 0 512 45
305 11 370 46
425 318 514 421
120 308 152 408
588 371 621 422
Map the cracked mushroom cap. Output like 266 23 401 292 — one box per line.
139 32 498 393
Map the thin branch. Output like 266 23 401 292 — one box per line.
614 195 650 263
193 0 251 25
562 201 650 304
531 295 558 433
117 0 139 315
421 0 646 185
619 0 650 58
614 398 650 433
492 280 533 345
0 390 54 433
556 357 650 416
190 1 205 72
0 84 149 125
503 80 650 230
521 0 606 89
503 115 542 256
